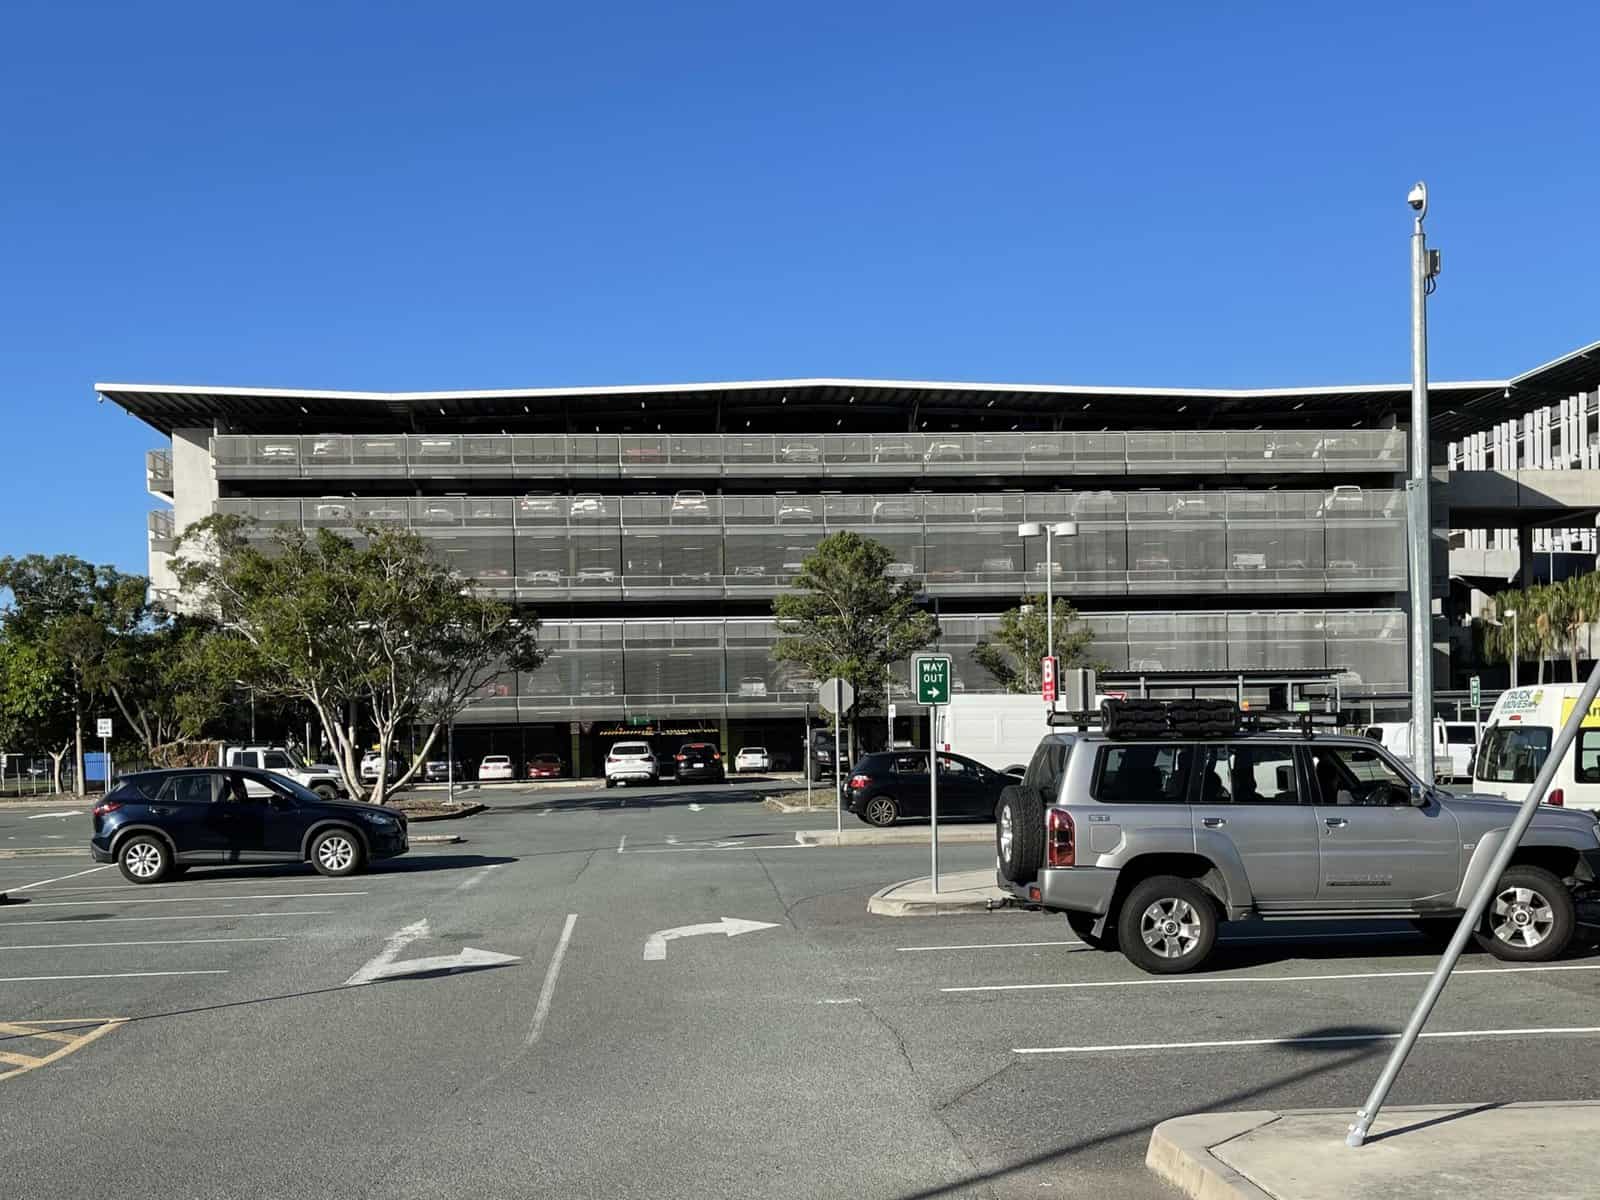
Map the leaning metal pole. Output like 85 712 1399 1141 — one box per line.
1348 652 1600 1145
1406 185 1436 783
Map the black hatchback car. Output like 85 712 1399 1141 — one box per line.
91 767 408 883
673 742 725 784
843 751 1011 827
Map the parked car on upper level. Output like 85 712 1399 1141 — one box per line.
843 751 1012 827
671 490 710 517
91 768 407 882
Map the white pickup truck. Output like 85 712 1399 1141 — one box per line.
220 745 345 800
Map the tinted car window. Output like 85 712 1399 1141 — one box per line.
1094 746 1190 804
1444 726 1477 745
1023 740 1067 797
263 752 292 768
158 774 215 805
1575 730 1600 784
893 753 929 775
1198 745 1300 805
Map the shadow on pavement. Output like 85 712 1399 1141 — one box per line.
1202 926 1600 972
887 1024 1396 1200
134 855 520 885
1367 1100 1503 1143
0 963 525 1047
495 788 782 813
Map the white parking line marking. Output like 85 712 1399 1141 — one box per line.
22 892 366 908
899 940 1083 953
1014 1025 1600 1055
10 864 112 892
0 970 231 983
345 919 431 986
0 937 289 950
455 864 504 892
616 835 627 854
953 962 1600 994
26 811 82 819
527 913 578 1047
0 911 335 926
688 803 703 812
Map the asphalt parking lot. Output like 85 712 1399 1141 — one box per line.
3 789 1599 1199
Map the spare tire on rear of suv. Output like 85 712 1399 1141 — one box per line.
996 785 1045 883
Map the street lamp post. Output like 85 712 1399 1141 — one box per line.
1018 521 1079 708
1405 181 1442 784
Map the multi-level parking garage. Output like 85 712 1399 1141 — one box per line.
105 348 1600 771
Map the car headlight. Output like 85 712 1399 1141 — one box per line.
360 812 397 828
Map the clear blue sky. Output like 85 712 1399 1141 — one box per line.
3 1 1597 573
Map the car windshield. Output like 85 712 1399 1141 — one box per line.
1477 725 1552 784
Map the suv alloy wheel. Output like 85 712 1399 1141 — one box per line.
995 785 1044 883
1116 876 1219 974
311 828 364 878
1475 865 1575 962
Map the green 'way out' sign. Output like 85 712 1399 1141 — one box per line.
914 655 952 705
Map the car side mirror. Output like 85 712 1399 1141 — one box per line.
1409 783 1429 807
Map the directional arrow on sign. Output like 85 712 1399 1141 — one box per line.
642 916 779 961
344 918 521 985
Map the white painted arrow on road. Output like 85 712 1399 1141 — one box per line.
642 917 779 961
345 918 520 985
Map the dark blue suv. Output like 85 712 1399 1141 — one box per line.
91 767 408 883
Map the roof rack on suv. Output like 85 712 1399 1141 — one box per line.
1045 698 1336 739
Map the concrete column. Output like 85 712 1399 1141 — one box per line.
570 721 583 777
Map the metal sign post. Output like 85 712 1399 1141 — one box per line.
804 708 812 809
1347 651 1600 1146
446 721 455 805
834 685 843 834
817 678 855 834
96 718 113 792
914 655 953 894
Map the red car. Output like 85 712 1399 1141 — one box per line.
526 754 564 779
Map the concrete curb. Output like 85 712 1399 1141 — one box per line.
867 883 995 916
410 834 463 845
761 800 838 819
1146 1111 1281 1200
0 847 86 859
404 803 486 822
795 826 993 848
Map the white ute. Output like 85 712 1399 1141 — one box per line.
220 745 344 800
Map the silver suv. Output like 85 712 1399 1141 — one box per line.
996 725 1600 974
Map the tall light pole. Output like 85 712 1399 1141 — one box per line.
1406 182 1442 783
1500 608 1519 690
1018 520 1079 704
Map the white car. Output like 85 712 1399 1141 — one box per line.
671 490 710 516
359 751 404 783
478 755 515 781
605 741 658 788
739 676 768 697
884 561 916 578
735 746 771 773
569 495 606 518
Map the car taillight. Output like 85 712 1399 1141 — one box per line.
848 773 870 790
712 752 720 760
1046 808 1075 868
675 754 686 762
93 800 121 817
1548 788 1564 806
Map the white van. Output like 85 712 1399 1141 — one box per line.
1475 684 1600 813
937 694 1099 776
1362 720 1478 782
